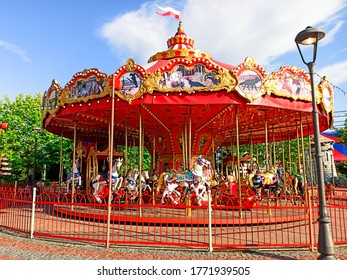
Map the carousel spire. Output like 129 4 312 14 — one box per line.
148 21 212 62
177 21 184 34
167 21 194 50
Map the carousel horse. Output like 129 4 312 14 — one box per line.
161 155 213 206
251 166 280 198
109 158 124 192
138 170 151 192
282 171 304 198
66 159 82 192
293 173 304 197
225 174 238 195
92 157 123 203
91 174 109 203
125 169 151 199
160 169 186 205
147 170 160 195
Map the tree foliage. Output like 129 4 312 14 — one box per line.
0 93 73 183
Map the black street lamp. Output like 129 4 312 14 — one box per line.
295 26 335 260
33 127 41 186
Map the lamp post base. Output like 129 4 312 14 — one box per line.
317 216 335 260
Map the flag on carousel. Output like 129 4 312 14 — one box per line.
155 5 181 20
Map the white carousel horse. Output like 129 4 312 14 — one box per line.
161 155 213 206
110 158 123 192
160 170 185 205
139 170 151 192
66 159 82 192
92 157 123 203
125 169 151 199
189 156 213 205
92 174 109 203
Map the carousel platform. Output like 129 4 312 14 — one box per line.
52 202 310 227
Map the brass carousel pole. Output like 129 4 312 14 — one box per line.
230 108 234 176
296 120 301 174
182 126 186 169
125 123 128 176
211 129 215 172
272 125 276 166
185 122 188 169
230 136 233 176
139 105 143 217
59 129 64 192
71 119 77 205
250 129 253 171
106 75 116 248
300 115 308 205
235 106 242 218
189 106 192 167
265 111 269 171
152 129 156 205
153 129 156 173
282 140 285 181
288 133 292 175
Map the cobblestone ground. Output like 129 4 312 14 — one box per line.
1 229 346 260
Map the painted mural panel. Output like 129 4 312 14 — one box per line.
120 72 142 96
69 76 104 99
160 65 220 89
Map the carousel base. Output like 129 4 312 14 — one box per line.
53 202 308 227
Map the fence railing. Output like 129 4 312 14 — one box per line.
1 184 347 251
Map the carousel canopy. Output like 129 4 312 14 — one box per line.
321 131 347 162
42 21 334 158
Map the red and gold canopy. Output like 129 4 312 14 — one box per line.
42 21 334 166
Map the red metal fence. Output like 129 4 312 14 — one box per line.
1 183 347 251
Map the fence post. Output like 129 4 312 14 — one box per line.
30 187 37 239
208 189 213 252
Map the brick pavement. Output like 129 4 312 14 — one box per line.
1 229 347 260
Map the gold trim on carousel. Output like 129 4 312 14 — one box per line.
143 62 237 94
233 57 268 103
112 58 148 104
148 49 212 63
42 79 62 119
265 65 312 102
59 76 112 106
317 76 334 114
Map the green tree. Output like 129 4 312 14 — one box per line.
122 146 151 173
0 93 73 183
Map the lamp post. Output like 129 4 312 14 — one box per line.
33 127 41 186
295 26 335 260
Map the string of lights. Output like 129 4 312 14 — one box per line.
314 72 347 96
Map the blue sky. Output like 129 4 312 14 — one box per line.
1 0 347 114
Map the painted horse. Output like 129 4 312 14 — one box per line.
160 170 187 205
66 158 82 192
250 166 281 198
125 169 151 200
92 157 123 203
161 155 213 206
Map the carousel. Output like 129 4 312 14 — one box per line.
41 21 334 207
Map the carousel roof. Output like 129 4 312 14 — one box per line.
42 21 334 157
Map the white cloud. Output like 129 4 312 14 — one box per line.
318 60 347 85
98 2 172 64
97 0 346 68
0 40 30 63
184 0 346 66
